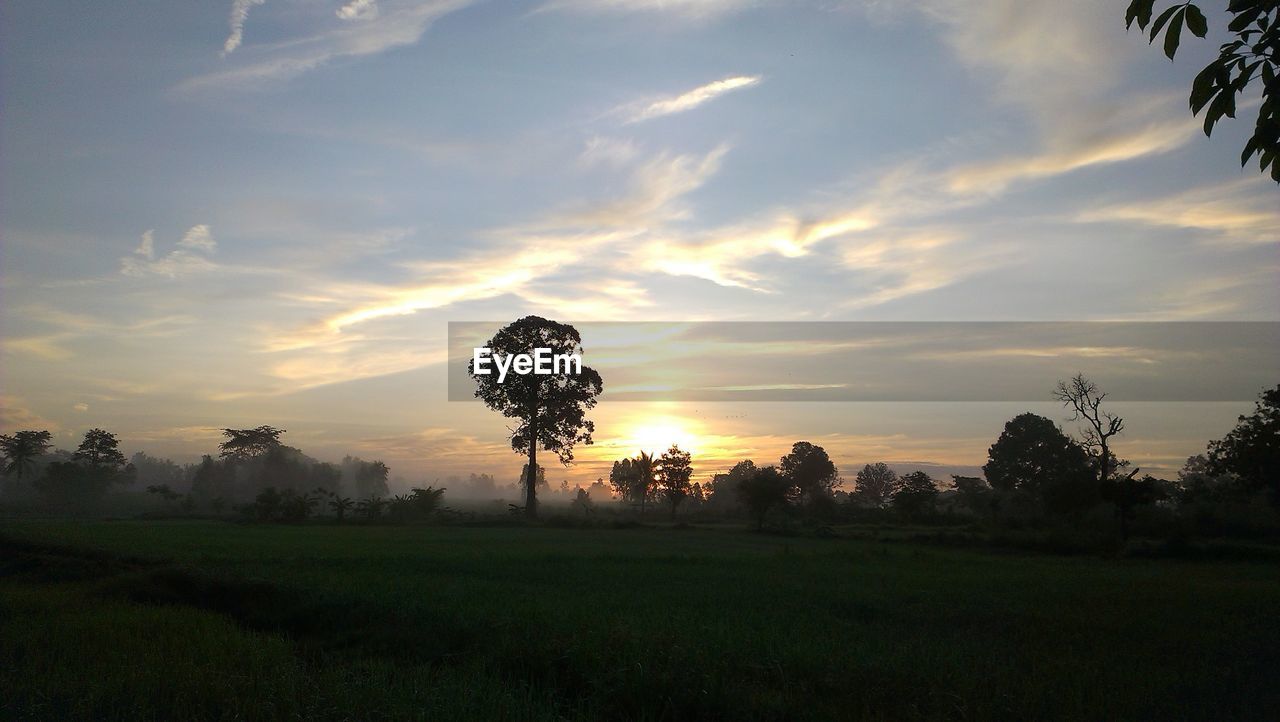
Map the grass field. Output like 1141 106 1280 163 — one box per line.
3 520 1278 720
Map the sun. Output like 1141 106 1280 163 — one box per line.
619 417 701 455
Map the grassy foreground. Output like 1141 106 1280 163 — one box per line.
2 520 1278 720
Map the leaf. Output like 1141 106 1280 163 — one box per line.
1163 10 1185 59
1241 136 1260 166
1149 5 1181 42
1125 0 1150 29
1185 5 1208 37
1228 10 1259 33
1190 64 1218 112
1204 92 1232 136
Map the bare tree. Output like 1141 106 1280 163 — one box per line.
1054 374 1124 485
1053 374 1139 540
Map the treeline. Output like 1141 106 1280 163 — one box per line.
597 380 1279 540
0 425 398 519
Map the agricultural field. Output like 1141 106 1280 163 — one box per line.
3 520 1278 720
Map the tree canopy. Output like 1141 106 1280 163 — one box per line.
1207 384 1280 504
469 316 603 517
779 441 839 502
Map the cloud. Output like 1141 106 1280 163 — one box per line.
579 136 641 168
72 403 89 412
0 395 61 433
177 224 217 253
135 230 155 260
223 0 267 56
186 0 475 91
1078 179 1280 246
541 0 755 20
337 0 380 20
946 111 1195 195
120 225 218 278
626 75 761 123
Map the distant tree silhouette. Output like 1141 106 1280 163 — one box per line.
218 426 285 461
73 429 129 470
329 495 354 521
1126 1 1279 181
852 463 899 509
0 430 53 483
779 441 839 505
736 465 793 531
984 413 1096 516
469 316 602 519
190 454 234 501
893 471 939 518
347 458 390 499
1206 384 1280 505
706 460 755 513
356 496 387 519
951 475 994 518
657 444 693 518
146 484 181 506
571 487 594 515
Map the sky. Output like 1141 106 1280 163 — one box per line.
2 0 1277 489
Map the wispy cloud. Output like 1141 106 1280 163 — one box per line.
626 75 761 123
541 0 755 20
186 0 475 91
1078 179 1280 246
223 0 266 56
337 0 380 20
120 225 218 278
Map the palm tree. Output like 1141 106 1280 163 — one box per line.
356 496 386 519
0 430 53 481
634 450 656 515
329 496 354 521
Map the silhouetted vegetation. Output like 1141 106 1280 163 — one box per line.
469 316 603 518
1126 0 1279 181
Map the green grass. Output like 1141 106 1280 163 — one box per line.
3 520 1278 720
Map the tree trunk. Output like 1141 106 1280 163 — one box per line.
525 386 539 519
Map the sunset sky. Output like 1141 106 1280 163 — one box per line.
2 0 1277 489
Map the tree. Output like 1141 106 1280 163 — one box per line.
852 463 899 509
984 413 1096 516
570 487 594 515
329 495 354 521
218 426 285 461
736 465 793 531
146 484 181 506
706 460 755 513
356 496 386 519
951 475 993 518
1125 0 1279 182
893 471 939 518
353 459 390 499
656 444 693 518
190 455 234 501
73 428 128 470
0 430 53 481
469 316 603 519
1054 374 1136 536
779 441 839 504
1206 384 1280 505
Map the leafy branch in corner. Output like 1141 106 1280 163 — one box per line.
1126 0 1280 182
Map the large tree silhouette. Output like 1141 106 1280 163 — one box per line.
469 316 602 518
779 441 839 504
1207 383 1280 505
984 413 1096 515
